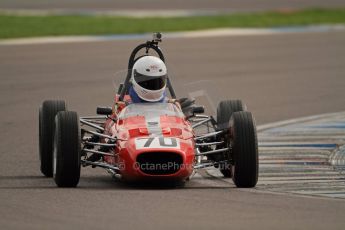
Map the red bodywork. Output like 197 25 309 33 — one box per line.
101 95 195 182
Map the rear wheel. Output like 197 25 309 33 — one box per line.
230 111 258 188
216 100 246 177
217 100 246 130
53 111 81 187
39 100 66 177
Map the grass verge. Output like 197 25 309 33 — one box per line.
0 8 344 39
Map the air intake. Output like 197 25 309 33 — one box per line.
136 152 183 175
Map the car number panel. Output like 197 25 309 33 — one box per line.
135 137 180 149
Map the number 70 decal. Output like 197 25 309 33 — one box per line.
135 137 180 149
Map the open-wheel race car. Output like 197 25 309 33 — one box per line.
38 33 258 188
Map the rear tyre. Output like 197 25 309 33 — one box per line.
217 100 246 130
216 100 246 177
53 111 81 187
230 111 258 188
39 100 66 177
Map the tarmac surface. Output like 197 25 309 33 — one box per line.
0 0 344 12
1 31 345 229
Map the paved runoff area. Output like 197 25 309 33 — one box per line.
207 112 345 199
0 0 344 13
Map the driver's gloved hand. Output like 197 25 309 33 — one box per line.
178 98 195 109
178 98 196 115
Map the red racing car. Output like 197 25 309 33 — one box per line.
38 33 258 188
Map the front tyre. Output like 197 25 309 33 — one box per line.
230 111 258 188
53 111 81 187
39 100 66 177
216 100 246 177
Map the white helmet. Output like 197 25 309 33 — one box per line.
131 56 167 102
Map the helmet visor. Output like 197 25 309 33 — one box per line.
134 70 167 90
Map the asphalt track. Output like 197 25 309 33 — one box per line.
0 0 344 12
1 31 345 229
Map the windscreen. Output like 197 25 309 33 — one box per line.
118 103 184 119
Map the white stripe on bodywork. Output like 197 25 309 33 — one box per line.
145 116 162 136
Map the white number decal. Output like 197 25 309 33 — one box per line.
135 137 180 149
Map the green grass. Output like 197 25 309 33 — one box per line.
0 8 344 39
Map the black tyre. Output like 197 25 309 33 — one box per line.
53 111 81 187
39 100 66 177
216 100 246 177
217 100 246 130
230 111 258 188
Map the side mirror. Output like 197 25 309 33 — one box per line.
97 107 113 115
192 106 205 114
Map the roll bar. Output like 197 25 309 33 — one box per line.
119 33 176 101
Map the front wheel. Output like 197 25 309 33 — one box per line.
53 111 81 187
230 111 258 188
216 100 246 177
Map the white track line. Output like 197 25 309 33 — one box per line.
206 111 345 199
1 25 344 46
257 111 345 131
0 8 230 17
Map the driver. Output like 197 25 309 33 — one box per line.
129 55 168 103
86 56 169 162
86 56 192 162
